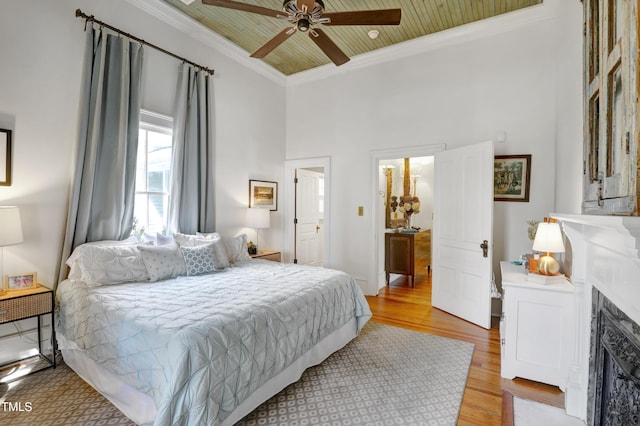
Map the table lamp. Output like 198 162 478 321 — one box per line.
0 206 24 294
246 207 270 253
532 219 565 275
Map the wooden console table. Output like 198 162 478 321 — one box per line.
384 229 431 287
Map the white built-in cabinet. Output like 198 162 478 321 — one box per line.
499 262 574 389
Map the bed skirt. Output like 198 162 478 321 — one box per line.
57 317 359 425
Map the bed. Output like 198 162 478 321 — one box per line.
56 233 372 426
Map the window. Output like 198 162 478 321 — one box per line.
133 110 173 237
582 0 636 213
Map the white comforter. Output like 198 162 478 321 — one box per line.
56 260 371 425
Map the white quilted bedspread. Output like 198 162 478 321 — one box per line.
56 260 371 425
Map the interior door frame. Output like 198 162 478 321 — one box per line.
369 144 446 296
284 157 332 266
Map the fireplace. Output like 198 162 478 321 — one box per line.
588 288 640 425
551 213 640 422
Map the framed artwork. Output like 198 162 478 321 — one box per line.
494 154 531 202
249 179 278 211
0 128 11 186
5 273 37 291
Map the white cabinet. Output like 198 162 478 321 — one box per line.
499 261 574 390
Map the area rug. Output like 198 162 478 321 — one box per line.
1 322 474 426
513 397 584 426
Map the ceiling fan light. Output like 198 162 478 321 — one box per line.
297 18 310 32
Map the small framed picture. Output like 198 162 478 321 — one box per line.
0 128 12 186
494 154 531 202
5 273 37 291
249 179 278 211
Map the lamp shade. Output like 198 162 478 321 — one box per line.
0 206 23 247
532 222 565 253
246 208 270 229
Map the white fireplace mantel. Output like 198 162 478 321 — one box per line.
551 213 640 422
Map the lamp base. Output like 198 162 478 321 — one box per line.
538 254 560 275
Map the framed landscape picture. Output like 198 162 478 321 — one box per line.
494 155 531 202
249 179 278 211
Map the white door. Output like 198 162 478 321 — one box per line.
295 169 324 266
432 141 494 329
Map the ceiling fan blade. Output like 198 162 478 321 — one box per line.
297 0 316 13
323 9 402 26
309 28 350 66
202 0 284 19
250 28 295 59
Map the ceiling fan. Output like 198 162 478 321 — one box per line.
202 0 402 66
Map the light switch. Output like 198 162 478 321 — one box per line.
358 206 364 216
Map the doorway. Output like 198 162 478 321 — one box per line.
369 145 445 295
377 156 434 290
295 168 324 266
284 157 332 267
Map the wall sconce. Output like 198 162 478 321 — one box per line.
532 218 565 275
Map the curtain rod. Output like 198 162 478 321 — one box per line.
75 9 215 75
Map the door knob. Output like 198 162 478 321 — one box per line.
316 225 321 233
480 240 489 258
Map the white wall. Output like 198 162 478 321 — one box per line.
285 1 582 295
0 0 285 359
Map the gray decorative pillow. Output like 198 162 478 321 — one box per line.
174 232 229 269
180 243 217 276
138 243 186 282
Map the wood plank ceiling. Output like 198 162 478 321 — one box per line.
162 0 543 75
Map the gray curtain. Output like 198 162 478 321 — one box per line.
57 27 143 286
168 63 214 234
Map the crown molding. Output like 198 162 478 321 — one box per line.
126 0 287 86
128 0 556 88
287 1 555 86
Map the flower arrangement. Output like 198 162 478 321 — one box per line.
399 195 421 228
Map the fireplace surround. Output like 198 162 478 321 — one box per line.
588 288 640 425
552 214 640 422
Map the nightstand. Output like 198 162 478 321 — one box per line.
250 250 281 262
499 261 573 389
0 285 56 376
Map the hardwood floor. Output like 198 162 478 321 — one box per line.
365 262 564 425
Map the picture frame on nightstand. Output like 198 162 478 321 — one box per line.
5 272 38 291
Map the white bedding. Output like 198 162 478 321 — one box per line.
56 259 371 425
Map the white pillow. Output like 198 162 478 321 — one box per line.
223 234 251 264
156 233 175 246
174 232 229 269
140 232 157 245
174 232 220 246
180 243 217 276
138 243 186 282
66 240 149 286
196 232 221 240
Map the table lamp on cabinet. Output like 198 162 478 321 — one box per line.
532 218 565 276
0 206 24 295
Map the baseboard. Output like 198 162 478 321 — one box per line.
502 390 515 426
